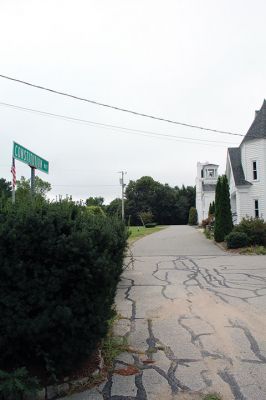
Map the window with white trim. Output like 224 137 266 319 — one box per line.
254 199 259 218
252 161 258 180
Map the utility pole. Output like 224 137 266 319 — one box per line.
118 171 127 221
11 157 16 204
30 166 36 197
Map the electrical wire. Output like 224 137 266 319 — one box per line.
0 101 240 147
51 184 120 187
0 74 243 137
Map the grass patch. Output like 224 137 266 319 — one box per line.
101 313 129 369
240 245 266 255
203 394 222 400
204 229 213 240
128 226 167 243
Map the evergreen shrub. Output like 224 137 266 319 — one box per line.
0 200 128 377
208 201 215 217
234 217 266 246
188 207 198 225
225 232 249 249
214 175 233 242
0 367 40 400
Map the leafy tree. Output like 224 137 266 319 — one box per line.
16 176 51 201
138 211 154 225
214 175 233 242
125 176 161 224
125 176 195 225
86 205 106 216
85 196 104 207
0 178 12 200
106 198 122 218
0 178 12 196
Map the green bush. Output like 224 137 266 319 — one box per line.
0 200 128 378
0 367 40 400
240 245 266 255
145 222 157 228
225 231 249 249
138 211 154 225
188 207 198 225
204 229 212 240
234 217 266 246
86 205 106 216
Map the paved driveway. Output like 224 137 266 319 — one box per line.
65 226 266 400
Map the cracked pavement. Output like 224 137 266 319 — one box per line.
63 226 266 400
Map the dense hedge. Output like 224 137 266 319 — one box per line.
234 217 266 246
0 200 128 377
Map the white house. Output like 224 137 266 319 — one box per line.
196 162 219 223
226 100 266 224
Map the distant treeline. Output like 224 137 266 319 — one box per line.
0 176 195 225
106 176 195 225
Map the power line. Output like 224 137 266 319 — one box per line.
51 184 119 187
0 101 240 147
0 74 242 137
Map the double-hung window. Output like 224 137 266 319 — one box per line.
253 161 258 180
254 199 259 218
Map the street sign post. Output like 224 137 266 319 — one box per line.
12 142 49 199
13 142 49 174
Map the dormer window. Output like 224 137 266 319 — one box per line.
252 161 258 180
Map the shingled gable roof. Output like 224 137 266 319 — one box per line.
228 147 251 186
242 99 266 143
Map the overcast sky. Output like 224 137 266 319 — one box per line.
0 0 265 203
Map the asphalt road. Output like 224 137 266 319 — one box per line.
64 226 266 400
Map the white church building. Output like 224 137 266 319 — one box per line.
196 162 219 223
226 100 266 224
196 100 266 225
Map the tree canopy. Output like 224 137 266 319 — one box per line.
16 176 51 201
85 196 104 207
124 176 195 225
106 198 122 218
0 178 12 200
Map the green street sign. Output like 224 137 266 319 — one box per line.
13 142 49 174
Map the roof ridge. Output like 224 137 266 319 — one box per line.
241 100 266 143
